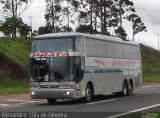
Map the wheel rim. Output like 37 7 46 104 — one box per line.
128 83 133 94
123 83 127 96
86 87 91 101
123 86 127 95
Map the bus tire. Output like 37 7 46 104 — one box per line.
127 81 133 95
47 99 57 104
84 84 93 102
122 81 128 96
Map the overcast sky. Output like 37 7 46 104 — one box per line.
3 0 160 50
129 0 160 50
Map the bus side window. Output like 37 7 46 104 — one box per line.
76 37 84 53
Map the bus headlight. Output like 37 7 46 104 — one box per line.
66 91 70 95
31 91 37 95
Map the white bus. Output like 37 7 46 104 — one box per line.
29 32 142 103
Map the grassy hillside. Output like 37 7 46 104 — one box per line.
140 44 160 83
0 37 31 69
141 44 160 73
0 37 32 94
0 38 160 94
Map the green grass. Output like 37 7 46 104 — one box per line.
141 44 160 73
0 38 31 94
143 74 160 83
140 44 160 83
0 70 29 94
0 87 29 94
0 37 32 69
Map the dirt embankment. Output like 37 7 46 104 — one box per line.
0 52 26 79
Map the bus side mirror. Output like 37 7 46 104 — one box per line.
74 65 84 82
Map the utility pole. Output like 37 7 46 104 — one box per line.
158 34 159 51
29 16 33 37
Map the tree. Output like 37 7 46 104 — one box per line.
31 30 38 36
78 11 90 25
45 0 81 32
0 0 32 18
115 26 127 40
100 0 113 34
45 0 62 32
0 17 31 37
37 26 52 35
108 0 135 38
128 14 147 41
112 0 135 28
19 23 31 38
76 25 93 33
0 0 32 37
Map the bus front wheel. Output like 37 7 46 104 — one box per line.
84 84 93 102
47 99 57 104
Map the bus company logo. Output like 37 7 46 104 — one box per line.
30 52 69 58
112 59 135 68
94 59 106 67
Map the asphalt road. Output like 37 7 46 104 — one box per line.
0 85 160 118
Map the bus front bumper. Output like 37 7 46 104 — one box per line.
30 88 83 99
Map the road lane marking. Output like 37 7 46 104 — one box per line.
107 103 160 118
86 99 116 105
5 99 46 103
0 100 46 109
135 87 158 92
0 104 13 108
141 85 160 89
12 104 24 107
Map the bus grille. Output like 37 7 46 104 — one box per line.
39 85 60 88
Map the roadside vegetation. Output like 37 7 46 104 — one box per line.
141 45 160 73
0 73 28 94
0 38 32 94
0 38 160 94
140 44 160 83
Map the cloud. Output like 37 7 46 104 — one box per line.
126 0 160 49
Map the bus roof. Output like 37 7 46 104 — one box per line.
35 32 139 46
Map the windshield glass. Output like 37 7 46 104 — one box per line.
30 57 74 82
32 38 74 53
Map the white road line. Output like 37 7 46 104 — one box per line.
0 104 12 108
107 103 160 118
5 99 45 103
141 85 160 89
12 104 24 107
135 87 158 92
86 99 116 105
0 100 46 109
141 86 153 88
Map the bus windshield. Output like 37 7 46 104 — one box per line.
32 38 75 53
